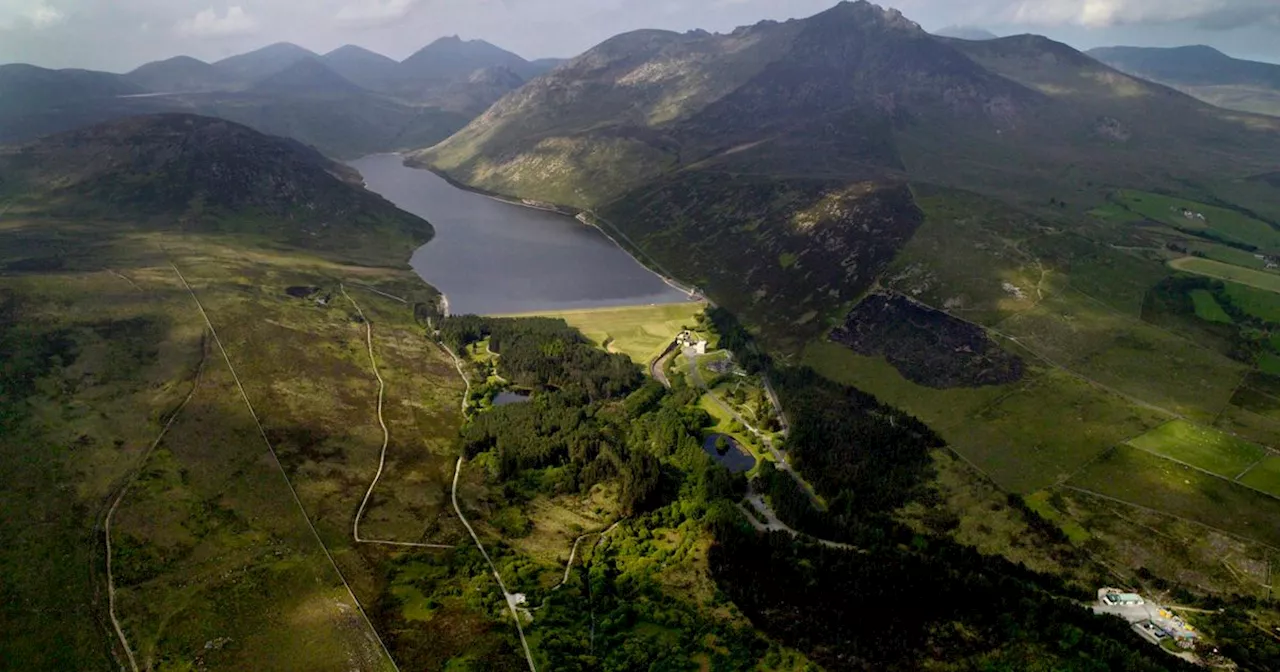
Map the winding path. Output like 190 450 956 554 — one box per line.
343 285 454 551
104 345 208 672
553 521 623 591
451 457 537 672
170 262 401 672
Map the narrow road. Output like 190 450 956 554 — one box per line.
104 346 207 672
648 341 678 387
344 285 454 551
170 262 401 672
738 485 861 553
451 458 537 672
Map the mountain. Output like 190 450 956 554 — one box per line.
1089 45 1280 116
321 44 400 90
429 65 527 115
415 1 1280 346
125 55 235 93
526 57 567 77
0 64 143 111
247 57 364 95
213 42 319 81
399 36 532 83
934 25 998 40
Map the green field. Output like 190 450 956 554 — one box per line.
1221 281 1280 323
1107 190 1280 252
494 302 703 364
1238 455 1280 498
1069 445 1280 549
1190 289 1233 323
1171 257 1280 294
1126 419 1266 478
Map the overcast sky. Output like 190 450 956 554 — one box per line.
2 0 1279 72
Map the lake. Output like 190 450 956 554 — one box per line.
702 433 757 473
350 154 692 315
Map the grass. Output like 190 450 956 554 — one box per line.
0 207 466 669
1221 281 1280 323
1023 490 1092 544
1190 289 1234 324
493 302 704 364
1126 420 1267 479
1068 445 1280 550
1238 456 1280 498
1171 257 1280 294
1108 190 1280 252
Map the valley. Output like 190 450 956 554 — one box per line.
5 1 1280 670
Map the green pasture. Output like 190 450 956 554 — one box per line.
1126 419 1266 479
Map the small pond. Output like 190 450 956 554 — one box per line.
701 433 756 473
493 391 532 406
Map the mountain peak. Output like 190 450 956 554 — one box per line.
248 57 363 94
822 0 924 32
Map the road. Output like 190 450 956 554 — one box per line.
649 340 679 388
344 285 454 551
451 457 537 672
737 485 861 553
554 521 623 591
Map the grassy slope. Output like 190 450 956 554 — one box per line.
491 302 703 364
0 120 474 669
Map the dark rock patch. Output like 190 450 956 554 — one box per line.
285 285 319 298
832 293 1024 388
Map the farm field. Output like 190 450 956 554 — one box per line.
1237 455 1280 498
1171 257 1280 294
1125 419 1267 479
1220 281 1280 323
494 301 703 364
1067 445 1280 550
1190 289 1233 324
1102 190 1280 252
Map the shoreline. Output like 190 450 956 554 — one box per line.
396 154 707 305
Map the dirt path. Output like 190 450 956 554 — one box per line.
343 285 454 551
104 344 208 672
554 521 623 591
450 458 537 672
170 262 401 672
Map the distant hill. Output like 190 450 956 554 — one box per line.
322 45 400 90
0 113 432 253
415 1 1280 345
399 36 531 83
934 25 998 40
430 66 527 115
125 55 235 93
0 64 143 111
213 42 319 82
248 57 364 95
1089 45 1280 116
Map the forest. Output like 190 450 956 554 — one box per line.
703 307 1203 671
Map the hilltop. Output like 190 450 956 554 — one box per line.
1 114 432 262
1090 45 1280 116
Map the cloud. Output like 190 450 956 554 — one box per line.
175 5 258 37
1000 0 1280 30
334 0 419 27
0 0 65 29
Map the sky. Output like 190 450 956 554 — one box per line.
2 0 1279 72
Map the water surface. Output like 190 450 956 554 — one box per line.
350 154 691 315
702 434 756 473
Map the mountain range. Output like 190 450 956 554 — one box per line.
1090 45 1280 116
0 37 565 158
416 1 1280 344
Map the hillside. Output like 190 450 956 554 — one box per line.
415 1 1280 344
247 57 365 95
399 36 531 83
212 42 319 81
1090 45 1280 116
321 44 400 90
125 55 234 93
0 113 464 670
0 64 143 112
0 114 432 260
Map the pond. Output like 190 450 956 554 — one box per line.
493 391 532 406
701 433 756 473
349 154 692 316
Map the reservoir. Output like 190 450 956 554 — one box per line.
350 154 691 315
